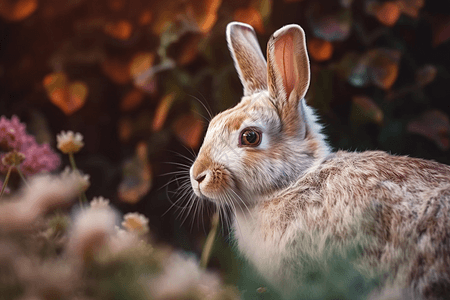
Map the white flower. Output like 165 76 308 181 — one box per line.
56 131 84 154
90 196 110 209
107 225 142 255
148 252 226 300
61 166 90 192
121 212 149 234
67 207 119 261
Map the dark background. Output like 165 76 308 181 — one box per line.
1 0 450 278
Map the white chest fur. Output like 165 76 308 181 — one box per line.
233 209 300 296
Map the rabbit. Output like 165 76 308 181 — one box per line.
189 22 450 299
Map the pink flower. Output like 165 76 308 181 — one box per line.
0 115 60 177
0 115 29 151
20 143 61 176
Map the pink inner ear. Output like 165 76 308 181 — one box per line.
274 33 296 97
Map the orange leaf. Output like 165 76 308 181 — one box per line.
68 81 88 109
118 118 133 142
374 2 401 27
43 73 88 115
130 52 156 92
129 52 154 79
432 16 450 47
308 3 352 41
351 96 384 125
348 49 401 89
395 0 424 18
152 93 176 131
197 12 217 34
172 114 204 149
43 72 67 92
250 0 272 21
177 34 202 66
234 7 265 34
308 38 333 61
151 9 174 35
369 49 401 90
416 65 437 87
187 0 222 33
104 20 133 40
101 58 131 85
373 61 398 89
407 110 450 150
139 10 153 26
120 88 144 112
0 0 37 22
118 141 152 204
108 0 125 11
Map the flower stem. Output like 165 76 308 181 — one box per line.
69 152 88 206
69 152 77 170
200 212 220 269
16 166 30 188
80 192 88 205
0 166 13 199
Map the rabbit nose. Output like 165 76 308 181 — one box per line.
195 173 206 183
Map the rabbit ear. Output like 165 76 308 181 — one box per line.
226 22 267 96
267 25 310 135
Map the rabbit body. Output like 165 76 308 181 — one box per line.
234 150 450 298
189 22 450 299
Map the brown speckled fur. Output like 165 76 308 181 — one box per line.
249 151 450 298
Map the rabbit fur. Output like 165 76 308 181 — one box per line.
189 22 450 299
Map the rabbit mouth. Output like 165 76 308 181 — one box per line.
190 173 243 206
191 182 229 203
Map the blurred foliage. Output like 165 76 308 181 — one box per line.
1 0 450 298
0 182 239 300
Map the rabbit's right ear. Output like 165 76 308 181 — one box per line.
266 25 310 136
226 22 267 96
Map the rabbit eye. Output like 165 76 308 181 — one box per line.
239 128 262 147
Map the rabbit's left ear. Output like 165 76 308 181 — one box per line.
267 25 310 135
227 22 267 96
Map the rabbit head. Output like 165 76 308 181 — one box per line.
190 22 330 206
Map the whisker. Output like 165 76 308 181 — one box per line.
200 196 207 234
190 193 202 231
167 150 196 163
226 194 238 230
197 92 215 120
176 192 195 221
230 189 252 219
159 170 190 177
224 194 232 228
191 109 211 123
163 189 191 215
162 161 192 169
163 177 194 215
188 94 213 121
180 144 198 160
158 175 189 191
172 184 193 202
218 201 229 236
179 192 198 226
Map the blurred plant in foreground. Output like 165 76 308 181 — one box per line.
0 123 239 300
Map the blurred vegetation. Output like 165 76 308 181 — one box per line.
1 0 450 298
